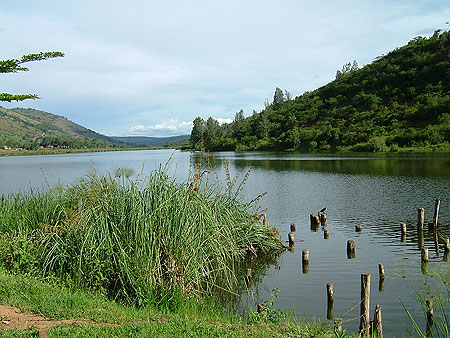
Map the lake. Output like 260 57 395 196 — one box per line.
1 149 449 337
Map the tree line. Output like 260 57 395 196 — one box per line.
191 30 450 152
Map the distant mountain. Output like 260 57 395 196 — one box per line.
0 106 125 149
112 135 190 147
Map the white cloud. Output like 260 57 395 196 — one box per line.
129 119 193 137
2 0 450 136
216 118 233 125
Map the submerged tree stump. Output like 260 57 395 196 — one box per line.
288 232 295 246
302 249 310 274
417 208 425 230
378 263 385 292
347 240 356 259
373 304 383 338
310 214 320 227
359 273 371 333
318 212 327 225
326 282 334 320
290 223 296 232
432 199 440 229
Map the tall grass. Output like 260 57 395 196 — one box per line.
0 166 284 309
404 267 450 338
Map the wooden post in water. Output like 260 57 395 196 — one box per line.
326 282 334 320
444 239 450 253
288 232 295 247
302 249 310 274
401 223 407 242
318 212 327 226
378 263 385 292
417 208 425 230
359 273 371 333
444 239 450 261
334 318 342 332
421 248 429 274
373 304 383 338
426 298 434 337
418 228 425 250
355 224 363 232
421 248 429 263
401 223 407 235
432 199 440 229
310 214 320 231
347 240 356 259
324 229 330 239
290 223 296 232
433 231 440 255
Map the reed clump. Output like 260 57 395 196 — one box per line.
0 167 284 308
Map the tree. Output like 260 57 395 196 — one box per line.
273 87 285 107
1 51 64 102
190 116 205 148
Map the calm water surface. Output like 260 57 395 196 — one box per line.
1 150 449 337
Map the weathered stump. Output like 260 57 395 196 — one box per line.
326 282 334 320
359 273 371 332
378 263 385 292
432 199 440 229
290 223 296 232
417 208 425 230
372 304 383 338
347 240 356 259
288 232 295 247
302 249 310 274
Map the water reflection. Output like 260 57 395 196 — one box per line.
192 152 450 178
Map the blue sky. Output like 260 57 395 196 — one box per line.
1 0 449 137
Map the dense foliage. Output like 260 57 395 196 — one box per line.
192 30 450 152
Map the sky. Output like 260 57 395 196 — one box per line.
1 0 449 137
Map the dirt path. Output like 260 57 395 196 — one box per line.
0 304 116 330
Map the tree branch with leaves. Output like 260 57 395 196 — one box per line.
0 51 64 102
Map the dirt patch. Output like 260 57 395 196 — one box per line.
0 304 117 330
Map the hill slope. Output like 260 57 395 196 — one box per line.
193 30 450 152
112 135 190 147
0 107 124 149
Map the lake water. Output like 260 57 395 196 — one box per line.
1 149 449 337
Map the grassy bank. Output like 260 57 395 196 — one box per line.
0 147 164 157
0 166 347 336
0 267 339 337
0 166 285 305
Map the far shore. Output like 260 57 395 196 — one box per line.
0 146 167 157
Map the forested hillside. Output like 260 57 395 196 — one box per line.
0 107 123 149
112 135 190 147
191 30 450 152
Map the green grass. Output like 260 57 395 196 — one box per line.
0 267 340 337
403 266 450 338
0 166 284 309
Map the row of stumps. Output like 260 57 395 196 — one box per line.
329 274 383 338
260 199 445 337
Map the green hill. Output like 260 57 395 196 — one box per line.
192 30 450 152
0 107 125 149
112 135 190 148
